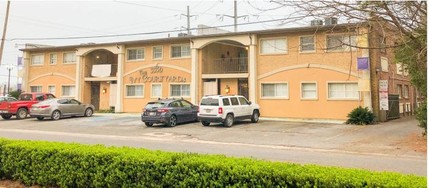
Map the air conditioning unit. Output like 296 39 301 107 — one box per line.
310 19 323 26
178 33 188 37
325 17 338 25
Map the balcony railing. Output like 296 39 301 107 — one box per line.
203 57 248 74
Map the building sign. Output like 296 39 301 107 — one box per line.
129 64 187 84
357 57 369 70
379 80 388 110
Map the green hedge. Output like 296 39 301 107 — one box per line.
0 139 426 187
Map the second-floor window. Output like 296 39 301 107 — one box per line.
50 53 57 65
171 44 190 58
153 46 163 59
397 84 403 98
300 36 315 52
63 52 76 64
31 55 44 65
403 85 409 98
326 34 357 51
260 38 287 54
127 48 145 60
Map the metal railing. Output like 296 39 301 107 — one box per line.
203 57 248 74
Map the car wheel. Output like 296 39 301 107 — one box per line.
51 110 61 120
201 121 210 126
223 114 234 127
251 110 259 123
16 108 28 119
168 115 177 127
36 117 45 120
84 108 93 117
145 122 153 127
1 114 12 120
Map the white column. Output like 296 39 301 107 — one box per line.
115 52 124 113
191 48 199 104
248 44 257 102
22 51 30 91
75 55 82 100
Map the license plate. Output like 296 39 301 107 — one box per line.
149 112 156 116
205 109 212 113
0 110 8 113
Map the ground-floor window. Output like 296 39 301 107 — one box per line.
126 85 144 97
170 84 190 97
30 86 42 92
328 82 358 100
261 83 288 98
61 85 75 97
48 85 56 95
151 84 162 98
301 82 317 99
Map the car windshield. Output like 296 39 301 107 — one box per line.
200 98 219 106
18 94 33 101
145 102 165 109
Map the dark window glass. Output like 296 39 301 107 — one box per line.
222 98 230 106
230 97 239 105
200 98 219 106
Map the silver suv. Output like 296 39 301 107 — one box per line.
198 95 260 127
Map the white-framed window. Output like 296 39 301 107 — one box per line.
397 84 402 98
261 83 288 98
49 53 57 65
63 52 76 64
300 36 315 52
151 84 162 98
31 54 44 65
48 85 56 95
328 82 359 100
170 84 190 97
326 34 357 51
301 82 317 99
260 38 287 54
171 44 190 58
396 63 403 75
127 48 145 61
61 85 75 97
152 46 163 60
126 85 144 97
30 86 42 92
404 85 409 98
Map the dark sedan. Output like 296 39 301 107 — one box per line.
141 98 198 127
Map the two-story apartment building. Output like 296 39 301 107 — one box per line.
20 20 416 122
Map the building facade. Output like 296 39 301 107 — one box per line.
21 22 416 122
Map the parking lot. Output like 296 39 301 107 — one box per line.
0 113 426 175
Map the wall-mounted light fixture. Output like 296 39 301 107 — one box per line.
102 87 107 94
225 85 230 94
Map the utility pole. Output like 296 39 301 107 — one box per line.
6 64 12 95
0 1 11 65
180 6 196 35
217 0 247 32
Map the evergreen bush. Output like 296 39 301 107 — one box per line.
346 106 376 125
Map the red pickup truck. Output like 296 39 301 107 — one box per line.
0 93 56 120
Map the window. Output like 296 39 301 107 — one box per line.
35 94 44 101
260 38 287 54
171 44 190 58
397 85 402 98
31 55 44 65
222 98 230 106
396 63 403 75
30 86 42 92
261 83 288 98
404 85 409 98
153 46 163 59
230 97 239 105
63 52 76 64
61 85 75 97
326 34 357 51
301 82 317 99
300 36 315 52
238 97 249 105
328 83 359 99
379 36 386 53
50 53 57 65
126 85 144 97
181 100 192 108
48 85 56 95
127 48 144 60
170 84 190 97
151 84 162 98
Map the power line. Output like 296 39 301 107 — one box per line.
7 17 299 41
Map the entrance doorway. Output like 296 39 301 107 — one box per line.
203 79 218 96
238 78 248 99
91 82 100 111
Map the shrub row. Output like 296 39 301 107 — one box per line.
0 139 426 187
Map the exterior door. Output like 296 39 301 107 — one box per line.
203 80 217 96
238 79 249 100
91 82 100 111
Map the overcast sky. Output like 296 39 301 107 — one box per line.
0 0 307 88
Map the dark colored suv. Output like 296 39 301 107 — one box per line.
141 98 198 127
